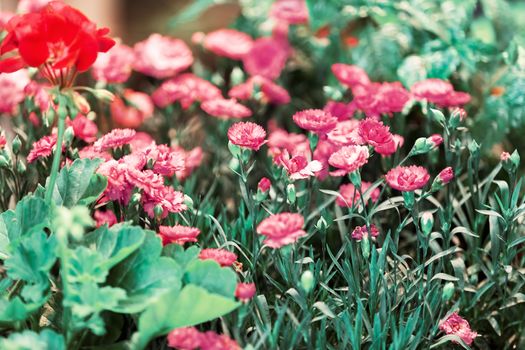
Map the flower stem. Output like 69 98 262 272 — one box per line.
45 113 66 205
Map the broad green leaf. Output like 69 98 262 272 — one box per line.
0 297 37 323
83 224 145 270
52 158 105 208
183 259 237 298
108 230 182 313
0 329 65 350
131 285 239 350
163 244 200 271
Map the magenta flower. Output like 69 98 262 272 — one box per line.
158 225 200 246
111 90 154 129
228 122 267 151
167 327 202 350
327 120 362 146
351 224 379 240
67 114 98 143
328 145 369 176
0 70 30 114
270 0 309 24
243 37 289 80
411 79 471 107
258 177 271 193
439 312 478 346
199 248 237 267
93 210 117 228
229 75 291 105
386 165 430 192
292 109 338 134
204 29 253 60
256 213 306 248
133 34 193 79
323 101 355 121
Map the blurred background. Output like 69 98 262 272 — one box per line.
0 0 242 43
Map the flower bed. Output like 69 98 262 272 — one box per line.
0 0 524 349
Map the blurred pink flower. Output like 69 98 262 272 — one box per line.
439 312 478 346
134 34 193 79
0 70 30 114
411 79 471 107
331 64 370 88
351 224 379 240
111 90 154 128
68 114 98 143
328 145 369 176
270 0 309 24
94 128 136 152
144 144 185 177
386 165 430 192
200 331 241 350
152 73 222 109
229 76 290 105
243 37 289 80
204 29 253 60
323 101 355 121
91 42 134 83
167 327 202 350
175 146 204 181
17 0 54 13
267 127 310 160
201 98 252 119
94 210 117 228
199 248 237 267
228 122 266 150
235 282 256 303
158 225 200 245
257 212 306 248
292 109 337 134
327 120 362 146
258 177 271 192
336 182 380 207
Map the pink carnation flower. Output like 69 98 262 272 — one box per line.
312 139 339 180
158 225 200 245
133 34 193 79
200 331 241 350
0 70 30 114
411 79 471 107
270 0 309 24
167 327 202 350
229 76 291 105
91 42 134 83
267 127 310 160
78 146 112 161
331 64 370 88
94 128 136 152
111 90 154 128
97 160 133 203
94 210 117 228
142 186 187 219
0 134 6 150
228 122 266 150
328 145 369 176
375 82 411 115
201 98 252 119
327 120 362 146
323 101 355 121
243 37 289 80
336 182 380 207
152 73 222 109
199 248 237 267
386 165 430 192
439 312 478 346
256 213 306 248
68 114 98 143
175 146 204 181
235 282 256 303
277 150 323 180
351 224 379 240
27 134 57 163
358 119 396 155
204 29 253 60
292 109 338 134
144 144 185 177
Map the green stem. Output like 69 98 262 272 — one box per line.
45 113 66 205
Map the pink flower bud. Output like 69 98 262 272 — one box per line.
500 151 511 161
258 177 271 193
235 282 256 303
438 166 454 184
429 134 443 148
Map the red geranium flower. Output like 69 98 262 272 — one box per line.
0 2 115 87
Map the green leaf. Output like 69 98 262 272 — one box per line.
0 297 39 323
52 158 105 208
0 196 50 255
67 247 110 284
107 230 182 313
183 259 237 298
0 329 65 350
131 285 239 350
162 244 200 272
83 224 145 270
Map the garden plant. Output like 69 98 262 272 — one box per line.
0 0 524 349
